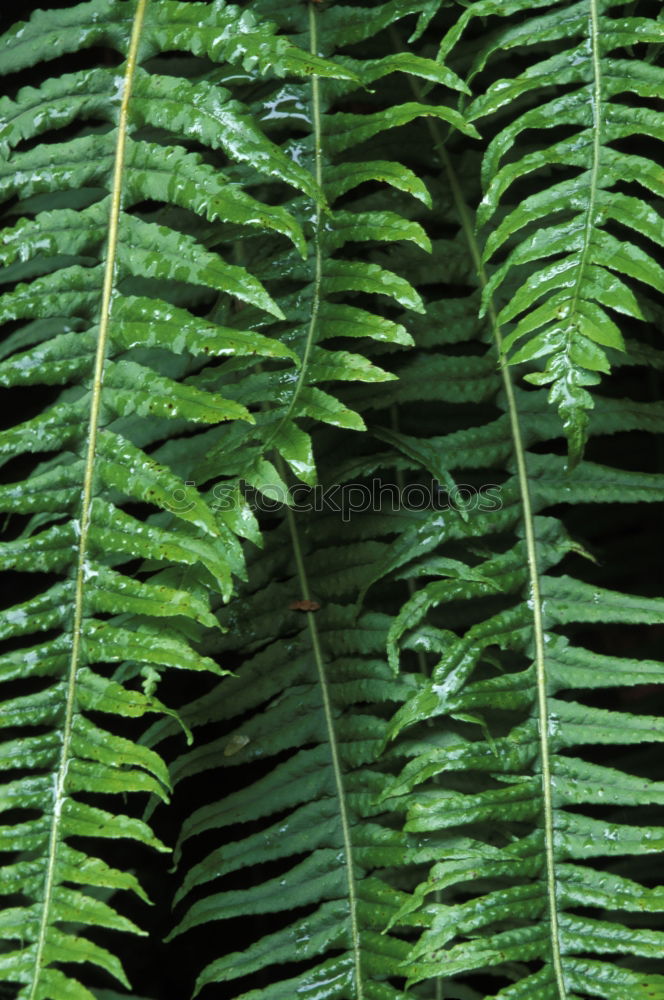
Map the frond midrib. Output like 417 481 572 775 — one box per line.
273 14 364 972
388 55 565 990
566 0 602 322
421 117 569 1000
281 459 365 998
263 4 324 452
27 2 149 993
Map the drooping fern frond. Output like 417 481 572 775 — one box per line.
0 1 358 997
170 0 479 504
368 26 664 997
444 0 664 462
150 3 487 996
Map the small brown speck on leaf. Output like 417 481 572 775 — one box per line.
289 600 321 612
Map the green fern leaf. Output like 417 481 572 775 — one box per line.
455 0 664 461
0 0 353 995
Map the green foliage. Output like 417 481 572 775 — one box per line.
0 2 662 1000
456 0 664 464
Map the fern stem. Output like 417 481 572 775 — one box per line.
392 35 567 996
431 122 568 997
442 144 567 1000
276 455 364 999
266 2 323 442
28 2 148 993
567 0 601 318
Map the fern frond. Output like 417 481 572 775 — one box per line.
177 0 479 489
154 4 485 996
376 27 664 998
0 1 354 996
169 611 419 998
451 0 664 462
